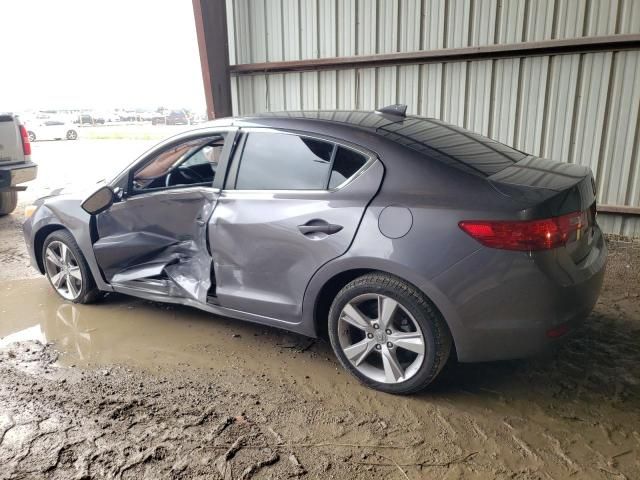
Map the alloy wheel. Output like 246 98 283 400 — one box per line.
337 293 426 384
67 130 78 140
44 240 83 300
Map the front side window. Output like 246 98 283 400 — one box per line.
235 132 333 190
132 135 225 191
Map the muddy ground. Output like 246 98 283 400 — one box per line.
1 140 640 479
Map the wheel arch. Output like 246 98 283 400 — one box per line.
305 258 460 358
33 224 68 273
312 268 375 340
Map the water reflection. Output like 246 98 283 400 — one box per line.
53 303 92 360
0 278 332 377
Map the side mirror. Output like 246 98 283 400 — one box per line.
81 186 115 215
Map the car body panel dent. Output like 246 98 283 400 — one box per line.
209 160 384 324
94 187 218 303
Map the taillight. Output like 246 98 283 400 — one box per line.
459 210 588 251
19 125 31 156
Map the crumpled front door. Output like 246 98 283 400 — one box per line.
92 187 217 303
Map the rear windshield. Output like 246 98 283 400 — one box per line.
376 117 527 177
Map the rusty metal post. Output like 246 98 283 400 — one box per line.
193 0 232 119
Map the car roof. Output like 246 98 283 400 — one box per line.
226 110 527 177
244 110 401 132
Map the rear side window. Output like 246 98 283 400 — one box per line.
329 147 368 188
235 132 333 190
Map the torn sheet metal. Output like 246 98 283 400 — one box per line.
92 189 217 303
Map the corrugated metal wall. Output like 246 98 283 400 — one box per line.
226 0 640 236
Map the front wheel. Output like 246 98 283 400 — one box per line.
27 131 36 142
66 129 78 140
328 273 452 394
42 230 102 303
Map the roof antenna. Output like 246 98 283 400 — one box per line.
375 104 407 117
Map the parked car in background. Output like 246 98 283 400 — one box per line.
25 119 78 141
99 112 120 123
138 111 155 121
74 114 104 125
152 109 190 125
190 112 208 124
0 113 36 215
22 105 606 394
118 111 140 122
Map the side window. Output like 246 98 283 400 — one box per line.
132 135 225 191
181 143 224 169
235 132 333 190
329 147 368 188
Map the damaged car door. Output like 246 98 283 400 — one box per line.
209 129 384 323
92 131 234 303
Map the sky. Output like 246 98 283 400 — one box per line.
0 0 206 112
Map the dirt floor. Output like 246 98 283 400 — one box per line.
1 140 639 479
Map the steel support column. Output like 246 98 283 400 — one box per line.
193 0 232 119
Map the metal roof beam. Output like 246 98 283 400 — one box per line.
230 34 640 75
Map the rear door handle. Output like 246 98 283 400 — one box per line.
298 221 343 235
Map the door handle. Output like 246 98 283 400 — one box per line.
298 220 343 235
196 218 206 226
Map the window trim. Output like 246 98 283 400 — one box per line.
124 131 233 197
224 127 376 193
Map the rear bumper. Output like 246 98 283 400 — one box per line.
0 161 37 190
433 226 607 362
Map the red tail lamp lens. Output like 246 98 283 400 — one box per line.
459 211 588 251
19 125 31 156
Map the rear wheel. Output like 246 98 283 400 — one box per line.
328 273 452 394
66 129 78 140
42 230 101 303
0 191 18 215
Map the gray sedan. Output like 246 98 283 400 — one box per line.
23 105 607 394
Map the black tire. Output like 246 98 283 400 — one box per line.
0 191 18 215
66 129 78 140
42 230 102 304
328 272 452 394
27 131 36 142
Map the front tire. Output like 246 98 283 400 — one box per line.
328 273 452 394
27 131 36 142
42 230 101 303
0 191 18 215
66 129 78 140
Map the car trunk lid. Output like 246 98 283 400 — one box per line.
488 155 598 262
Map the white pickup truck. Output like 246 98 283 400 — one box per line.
0 113 37 215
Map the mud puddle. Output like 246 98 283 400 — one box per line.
1 278 333 381
1 267 640 478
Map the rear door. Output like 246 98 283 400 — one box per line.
92 130 235 303
42 120 66 139
209 129 384 322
